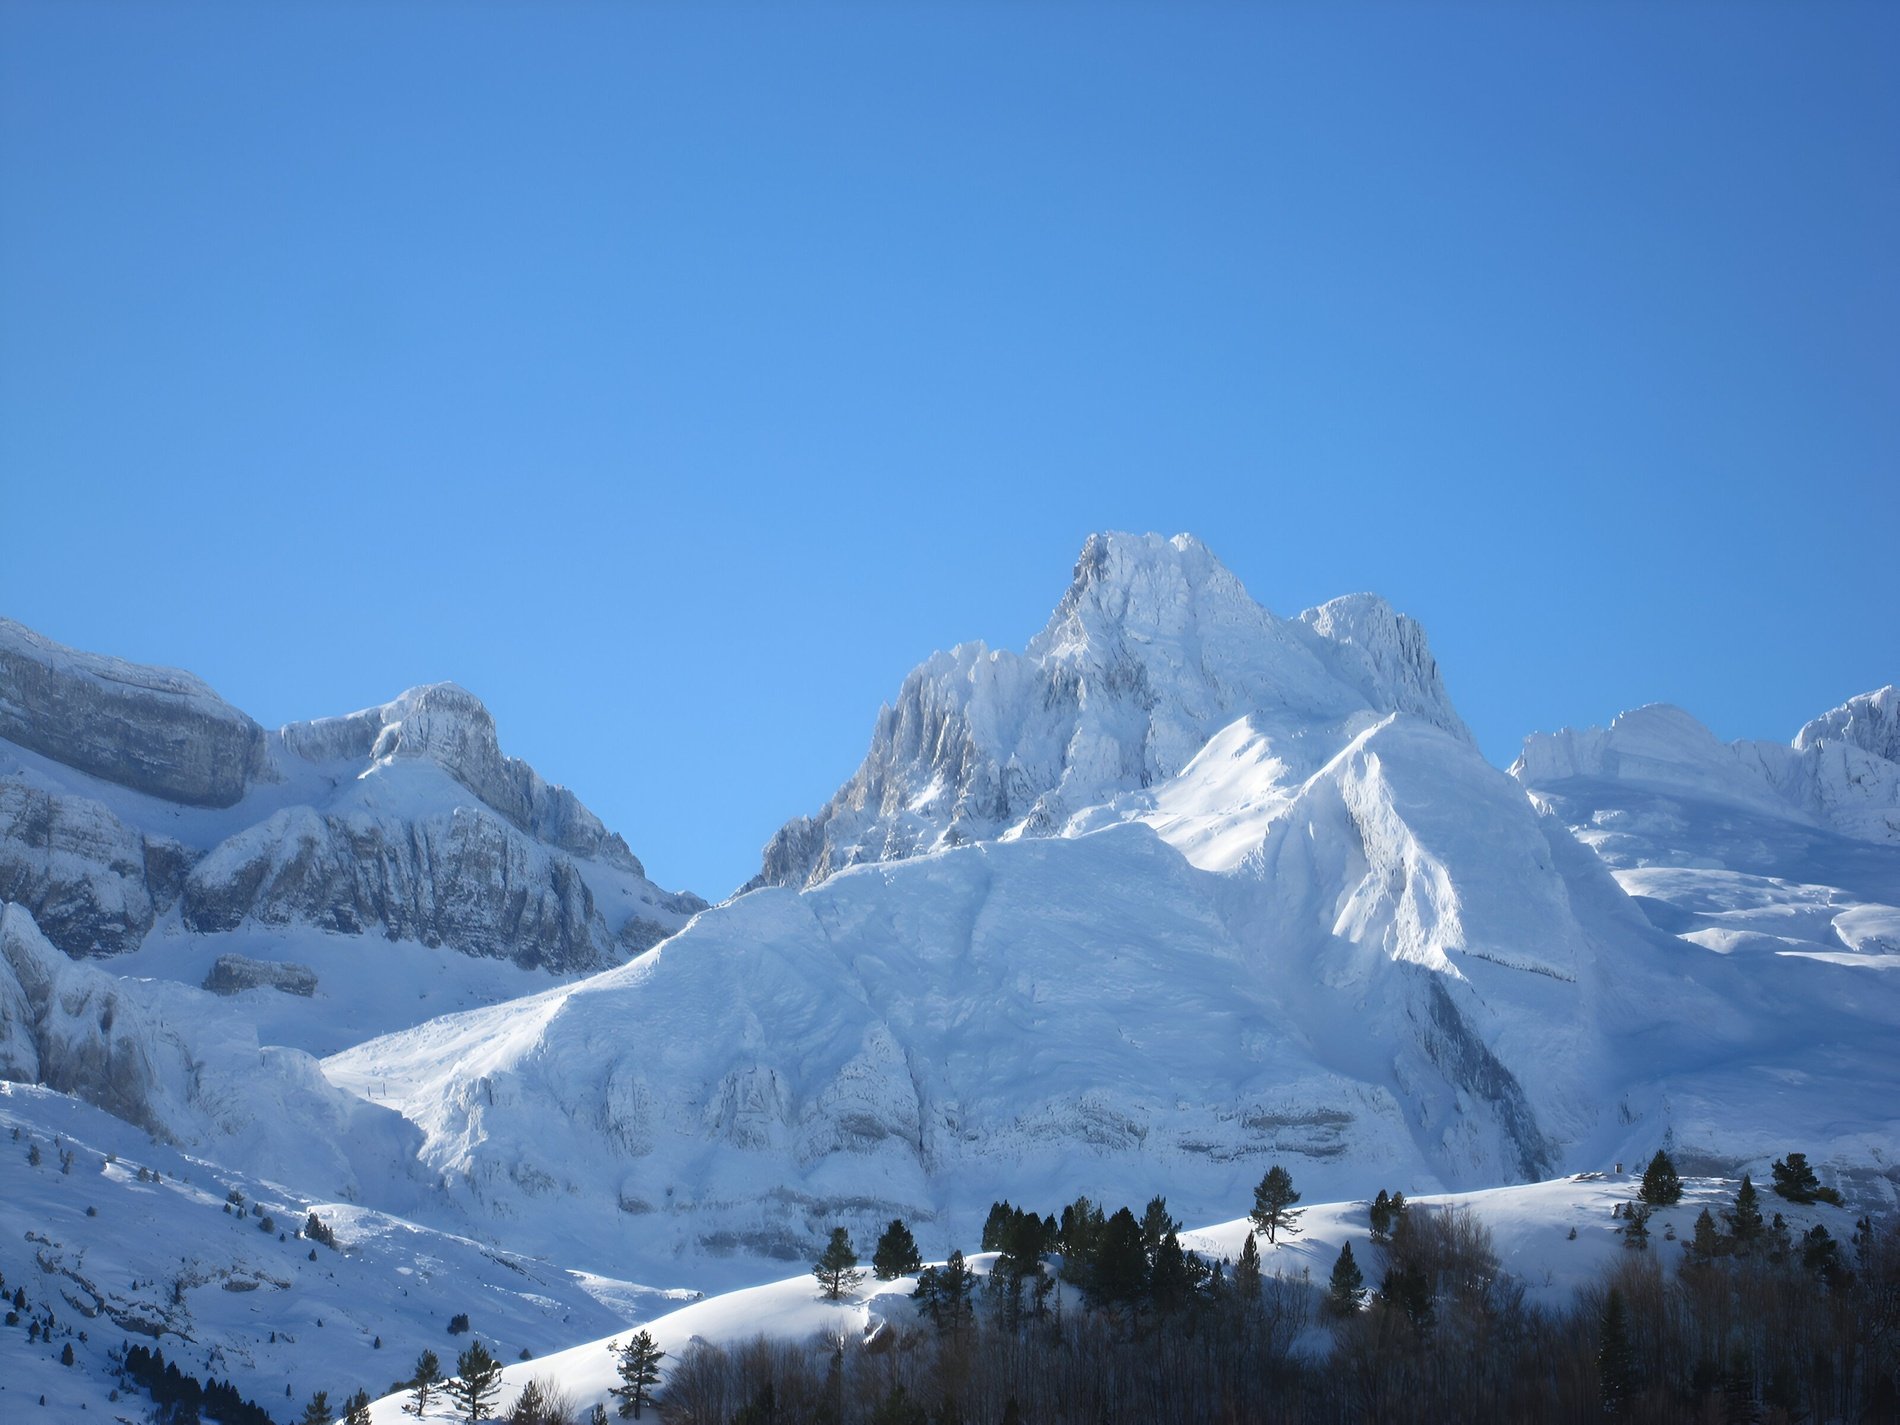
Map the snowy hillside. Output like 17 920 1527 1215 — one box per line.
0 1081 691 1422
344 1169 1865 1425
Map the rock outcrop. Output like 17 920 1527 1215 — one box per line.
0 620 704 972
202 953 318 997
0 617 268 807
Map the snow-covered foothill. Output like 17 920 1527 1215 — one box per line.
350 1170 1864 1424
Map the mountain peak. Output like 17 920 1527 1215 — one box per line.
749 532 1471 891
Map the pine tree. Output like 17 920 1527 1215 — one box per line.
407 1349 442 1415
1801 1224 1841 1281
1639 1150 1683 1206
1092 1208 1150 1314
1139 1196 1180 1263
981 1201 1014 1252
1369 1189 1393 1243
872 1219 923 1280
298 1392 332 1425
344 1390 372 1425
1725 1174 1764 1251
1598 1287 1634 1416
1622 1202 1651 1250
1326 1242 1364 1316
1250 1164 1303 1244
1771 1151 1836 1204
608 1330 665 1420
1149 1229 1195 1315
813 1227 864 1301
1687 1207 1727 1263
1234 1231 1263 1301
61 1341 75 1366
451 1342 503 1422
913 1250 974 1337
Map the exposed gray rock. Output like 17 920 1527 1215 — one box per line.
203 954 318 997
0 781 157 956
183 805 619 972
0 617 268 807
0 620 702 973
280 682 645 872
0 901 189 1138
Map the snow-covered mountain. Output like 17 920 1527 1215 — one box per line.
1514 695 1900 967
315 535 1900 1287
2 532 1897 1419
0 617 704 1014
748 533 1470 892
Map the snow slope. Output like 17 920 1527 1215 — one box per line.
0 1082 691 1422
347 1169 1864 1425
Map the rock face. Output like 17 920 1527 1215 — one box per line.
0 621 704 973
748 532 1469 892
203 954 317 997
280 682 648 873
0 781 191 956
0 902 190 1137
0 617 267 808
182 805 618 973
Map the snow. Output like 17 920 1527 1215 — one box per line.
344 1170 1863 1424
1 533 1896 1422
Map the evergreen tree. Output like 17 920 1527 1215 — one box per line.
914 1250 974 1337
1058 1197 1104 1268
61 1341 75 1366
1092 1207 1150 1314
981 1201 1014 1252
452 1342 503 1422
344 1390 372 1425
1598 1287 1634 1416
1250 1164 1303 1243
1233 1231 1263 1301
1639 1149 1683 1206
1725 1174 1765 1251
1327 1242 1364 1316
1138 1196 1180 1263
608 1330 665 1420
407 1349 442 1416
813 1227 864 1301
1622 1202 1651 1250
1771 1151 1833 1204
298 1392 332 1425
1149 1229 1196 1315
1801 1224 1841 1281
872 1218 923 1280
1369 1189 1393 1243
1768 1213 1793 1264
1687 1207 1727 1263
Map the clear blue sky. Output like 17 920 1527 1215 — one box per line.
3 3 1896 897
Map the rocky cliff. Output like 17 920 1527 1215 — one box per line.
0 620 703 972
